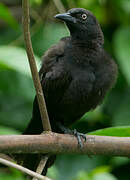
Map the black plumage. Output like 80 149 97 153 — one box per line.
23 8 117 174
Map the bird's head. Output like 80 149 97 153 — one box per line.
55 8 104 46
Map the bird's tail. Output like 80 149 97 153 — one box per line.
14 96 56 175
14 117 56 176
22 118 56 175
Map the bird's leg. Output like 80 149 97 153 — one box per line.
57 122 86 148
73 129 86 148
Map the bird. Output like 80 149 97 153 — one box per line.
21 8 118 175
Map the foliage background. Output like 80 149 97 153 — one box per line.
0 0 130 179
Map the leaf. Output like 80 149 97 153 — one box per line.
0 168 26 180
73 166 116 180
88 126 130 137
112 92 130 126
30 0 42 5
93 172 117 180
91 166 117 180
56 155 104 180
0 46 40 131
0 28 22 46
32 23 69 56
113 26 130 86
0 3 18 29
0 46 40 76
0 70 34 131
72 171 90 180
0 126 20 135
47 166 59 180
121 0 130 13
92 166 111 174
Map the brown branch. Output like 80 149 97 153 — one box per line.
32 155 49 180
1 133 130 157
22 0 51 176
22 0 51 131
0 158 52 180
0 153 15 162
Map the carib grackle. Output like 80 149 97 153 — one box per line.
21 8 117 175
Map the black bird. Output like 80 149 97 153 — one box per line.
22 8 117 174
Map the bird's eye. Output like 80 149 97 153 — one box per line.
82 14 87 20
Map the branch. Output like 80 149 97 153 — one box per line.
32 155 49 180
0 158 52 180
22 0 51 131
0 153 15 162
0 133 130 157
22 0 51 175
52 0 66 13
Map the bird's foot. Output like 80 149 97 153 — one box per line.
57 122 86 148
73 129 86 148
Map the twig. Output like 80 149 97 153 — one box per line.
9 7 43 46
52 0 66 13
22 0 51 176
0 158 52 180
1 133 130 157
32 155 49 180
22 0 51 131
31 155 49 180
0 153 15 162
9 3 51 46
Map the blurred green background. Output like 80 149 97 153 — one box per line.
0 0 130 179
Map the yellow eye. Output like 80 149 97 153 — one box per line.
82 14 87 20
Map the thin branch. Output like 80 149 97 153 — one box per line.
32 155 49 180
0 158 52 180
22 0 51 176
22 0 51 131
31 155 49 180
9 3 51 46
1 133 130 157
0 153 15 162
52 0 66 13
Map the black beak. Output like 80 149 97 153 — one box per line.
54 13 76 23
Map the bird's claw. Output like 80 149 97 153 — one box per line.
57 122 86 148
73 129 87 148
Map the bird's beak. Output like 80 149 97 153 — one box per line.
54 13 76 23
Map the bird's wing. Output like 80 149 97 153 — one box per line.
93 50 118 92
39 37 72 103
39 37 69 76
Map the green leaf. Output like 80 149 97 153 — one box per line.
73 166 116 180
72 171 90 180
93 172 117 180
92 166 111 174
47 166 59 180
90 166 117 180
112 92 130 126
0 3 18 29
0 46 40 76
88 126 130 137
56 155 104 180
0 70 34 131
30 0 42 5
0 28 22 46
113 26 130 86
0 126 20 135
32 23 69 56
121 0 130 13
0 168 26 180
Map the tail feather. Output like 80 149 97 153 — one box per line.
14 97 56 176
